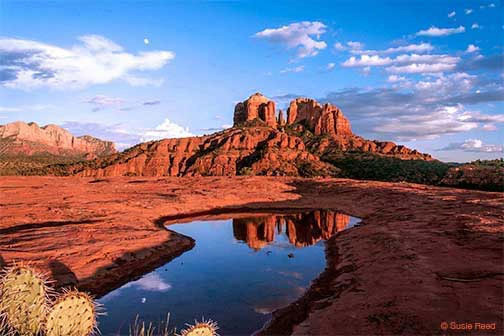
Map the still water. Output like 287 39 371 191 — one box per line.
98 210 360 335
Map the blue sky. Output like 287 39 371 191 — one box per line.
0 0 502 162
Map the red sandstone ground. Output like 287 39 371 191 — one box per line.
0 176 502 335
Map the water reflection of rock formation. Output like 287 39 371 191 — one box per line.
232 211 350 250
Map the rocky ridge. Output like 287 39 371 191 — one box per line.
0 121 116 158
53 93 432 177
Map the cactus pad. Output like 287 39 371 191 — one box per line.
45 290 97 336
0 265 49 335
179 319 219 336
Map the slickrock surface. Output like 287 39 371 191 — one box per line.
1 176 502 335
0 121 116 157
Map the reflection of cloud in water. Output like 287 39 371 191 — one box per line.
253 286 306 315
124 273 172 291
277 271 303 280
101 273 172 302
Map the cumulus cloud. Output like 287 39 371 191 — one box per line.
254 21 327 58
448 11 456 18
375 105 478 140
140 118 193 142
440 139 503 153
326 62 336 70
387 75 406 82
466 44 480 53
317 72 504 140
386 63 456 73
350 43 434 55
342 53 460 73
471 23 480 29
465 9 473 15
342 55 392 67
280 65 304 73
416 26 465 37
0 35 174 89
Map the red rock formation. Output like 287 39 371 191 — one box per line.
0 121 116 157
232 210 351 250
234 93 277 127
277 110 286 126
286 98 352 137
50 92 433 177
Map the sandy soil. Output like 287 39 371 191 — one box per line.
1 176 502 335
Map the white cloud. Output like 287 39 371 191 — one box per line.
465 9 473 15
333 42 346 51
343 53 459 74
280 65 305 73
414 73 476 95
349 43 434 55
0 35 175 89
376 105 478 140
448 11 456 18
386 63 456 74
482 124 497 131
347 41 364 50
416 26 465 37
140 118 193 142
387 75 406 82
380 43 434 54
326 62 336 70
466 44 480 53
441 139 503 153
471 23 480 29
489 3 496 8
342 55 392 67
254 21 327 58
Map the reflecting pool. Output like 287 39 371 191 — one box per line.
98 210 360 335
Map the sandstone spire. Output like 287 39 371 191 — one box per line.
233 93 277 127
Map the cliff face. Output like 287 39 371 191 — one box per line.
0 121 116 158
53 93 432 177
65 126 336 177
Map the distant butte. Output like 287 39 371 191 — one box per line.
0 121 116 159
50 93 432 177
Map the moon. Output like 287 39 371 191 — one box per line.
143 38 149 45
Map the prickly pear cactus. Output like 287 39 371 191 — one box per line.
45 290 97 336
0 265 49 335
180 319 219 336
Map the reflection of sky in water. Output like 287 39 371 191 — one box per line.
98 212 359 336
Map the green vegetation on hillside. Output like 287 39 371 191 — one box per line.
0 154 86 176
322 152 453 185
